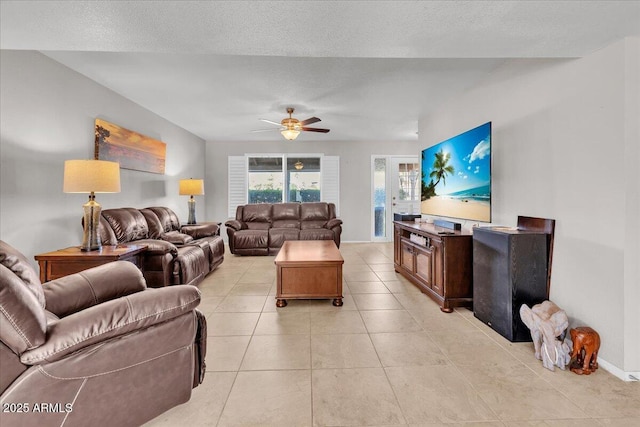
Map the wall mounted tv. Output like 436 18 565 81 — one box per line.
421 122 491 222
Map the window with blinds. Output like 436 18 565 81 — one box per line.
227 154 339 218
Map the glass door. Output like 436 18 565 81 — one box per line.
390 157 420 221
371 156 419 241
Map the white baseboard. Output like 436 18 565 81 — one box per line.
598 358 640 381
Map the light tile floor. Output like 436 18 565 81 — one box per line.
145 242 639 427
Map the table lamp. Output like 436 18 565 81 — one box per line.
179 178 204 224
63 160 121 251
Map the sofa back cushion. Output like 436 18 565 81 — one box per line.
102 208 150 243
300 202 331 229
0 264 47 355
272 203 301 229
146 207 181 233
140 208 164 239
96 216 118 245
0 240 44 307
241 204 272 230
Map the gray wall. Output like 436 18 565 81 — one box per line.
204 141 420 242
418 38 640 376
0 50 206 265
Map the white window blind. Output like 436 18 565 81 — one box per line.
228 156 247 218
322 156 340 215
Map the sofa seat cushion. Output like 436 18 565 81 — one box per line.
300 228 335 241
233 230 268 249
246 222 271 230
268 228 300 249
301 220 328 230
272 220 300 229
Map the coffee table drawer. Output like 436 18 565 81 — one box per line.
280 266 340 296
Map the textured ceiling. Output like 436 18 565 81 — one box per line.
2 1 638 142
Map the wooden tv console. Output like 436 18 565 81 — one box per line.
393 221 473 313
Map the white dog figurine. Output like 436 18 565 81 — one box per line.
520 301 571 371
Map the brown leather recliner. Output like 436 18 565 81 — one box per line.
225 202 342 255
0 240 207 427
98 207 224 287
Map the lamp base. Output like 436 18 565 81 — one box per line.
81 195 102 251
187 196 197 225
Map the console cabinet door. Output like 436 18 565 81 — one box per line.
414 244 434 289
430 239 444 296
400 239 415 273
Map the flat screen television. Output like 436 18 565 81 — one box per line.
421 122 491 222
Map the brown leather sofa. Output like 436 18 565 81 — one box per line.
225 202 342 255
97 206 224 287
0 240 207 427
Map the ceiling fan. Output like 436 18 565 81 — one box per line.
253 108 330 140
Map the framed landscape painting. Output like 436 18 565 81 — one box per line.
94 119 166 174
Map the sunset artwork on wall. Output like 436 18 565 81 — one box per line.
94 119 166 174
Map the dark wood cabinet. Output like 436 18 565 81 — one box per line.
473 227 548 342
393 221 473 312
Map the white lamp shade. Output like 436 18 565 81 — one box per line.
281 129 300 140
63 160 121 193
179 179 205 196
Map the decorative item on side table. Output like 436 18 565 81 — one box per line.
179 178 204 224
63 159 121 251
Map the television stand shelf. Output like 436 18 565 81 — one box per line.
393 221 473 313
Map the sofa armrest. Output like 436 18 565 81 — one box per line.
21 286 201 365
225 219 246 231
161 231 194 245
135 239 178 256
326 218 343 229
181 223 219 238
43 261 147 318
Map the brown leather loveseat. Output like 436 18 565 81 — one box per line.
225 202 342 255
97 206 224 287
0 240 207 427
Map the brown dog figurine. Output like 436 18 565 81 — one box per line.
569 327 600 375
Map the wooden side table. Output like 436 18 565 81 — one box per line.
35 244 147 282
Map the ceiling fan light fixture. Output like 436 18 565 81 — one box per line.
281 128 300 140
294 161 304 170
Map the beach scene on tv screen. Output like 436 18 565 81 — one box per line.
421 122 491 222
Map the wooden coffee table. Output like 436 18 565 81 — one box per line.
274 240 344 307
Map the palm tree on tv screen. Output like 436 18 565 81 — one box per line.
430 150 455 190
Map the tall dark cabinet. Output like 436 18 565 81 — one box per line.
473 227 548 342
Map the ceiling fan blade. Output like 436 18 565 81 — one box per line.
259 119 283 126
251 128 281 133
300 117 321 126
301 127 330 133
